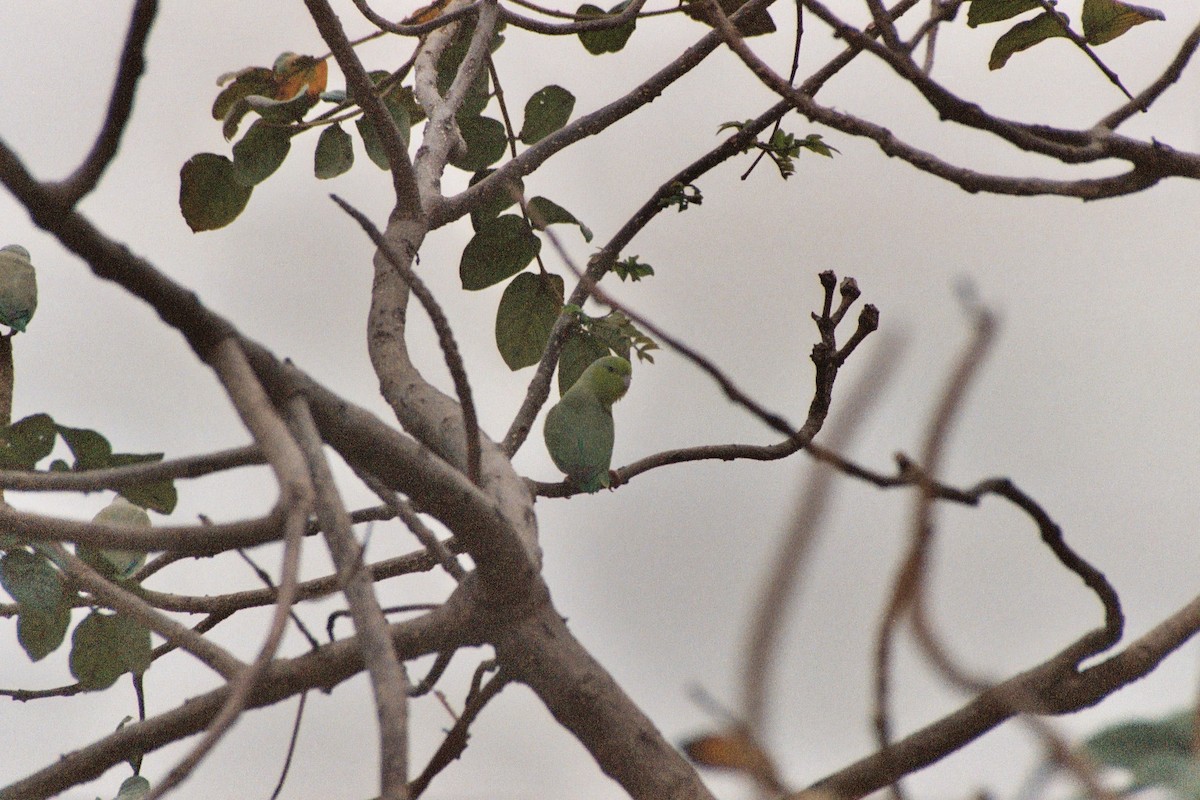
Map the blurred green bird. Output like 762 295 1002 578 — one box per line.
0 244 37 334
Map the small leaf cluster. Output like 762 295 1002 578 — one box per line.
718 121 838 179
0 415 169 679
657 181 703 212
966 0 1165 70
555 306 657 395
179 51 427 231
0 413 177 512
1 545 151 687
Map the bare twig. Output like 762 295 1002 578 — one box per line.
288 395 412 800
51 0 158 206
742 334 902 735
0 445 263 492
144 339 313 800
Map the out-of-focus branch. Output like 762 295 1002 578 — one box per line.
742 334 902 735
145 339 312 800
289 395 411 800
50 542 245 681
805 586 1200 799
873 306 996 761
50 0 158 206
0 591 481 800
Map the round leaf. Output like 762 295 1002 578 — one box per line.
0 549 64 612
450 115 507 172
558 330 610 395
460 215 541 290
18 603 71 662
519 86 575 145
179 153 252 232
496 272 565 370
70 611 151 690
315 123 354 179
0 413 57 470
577 2 637 54
232 120 292 186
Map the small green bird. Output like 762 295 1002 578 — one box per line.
544 355 633 493
86 496 151 579
0 244 37 334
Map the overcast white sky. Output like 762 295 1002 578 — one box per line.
3 2 1200 799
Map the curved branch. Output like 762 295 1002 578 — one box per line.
332 194 482 485
50 0 158 206
499 0 647 35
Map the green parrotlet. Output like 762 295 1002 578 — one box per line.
0 245 37 334
544 355 632 493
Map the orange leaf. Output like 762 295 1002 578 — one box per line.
404 0 454 25
273 53 328 99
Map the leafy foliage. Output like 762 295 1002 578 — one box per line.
964 0 1165 71
719 121 838 178
556 307 658 394
0 414 176 512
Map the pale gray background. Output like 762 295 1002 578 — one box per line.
2 2 1199 798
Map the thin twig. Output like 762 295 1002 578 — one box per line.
51 0 158 206
288 395 412 800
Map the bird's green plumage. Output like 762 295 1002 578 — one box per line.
544 355 632 492
0 245 37 334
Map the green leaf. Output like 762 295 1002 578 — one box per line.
232 120 292 186
557 330 609 395
0 413 57 470
967 0 1040 26
613 255 654 281
55 424 112 470
17 602 71 662
496 272 565 370
315 123 354 179
355 92 412 170
1 548 64 612
179 153 253 232
577 1 637 54
449 115 507 172
1081 0 1164 45
519 86 575 145
528 196 593 242
212 67 274 121
436 21 496 118
988 11 1071 70
70 611 151 691
460 215 541 290
114 776 151 800
469 169 523 231
105 452 176 514
242 87 316 124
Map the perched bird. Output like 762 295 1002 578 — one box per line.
544 355 632 493
0 244 37 334
85 496 151 579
